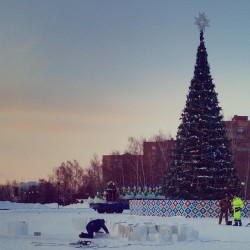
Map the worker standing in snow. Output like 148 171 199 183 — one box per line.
218 195 231 225
232 194 244 226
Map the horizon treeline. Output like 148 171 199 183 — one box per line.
0 131 173 203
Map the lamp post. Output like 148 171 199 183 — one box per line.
245 142 250 198
57 181 60 209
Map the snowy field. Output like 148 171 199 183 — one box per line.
1 201 250 250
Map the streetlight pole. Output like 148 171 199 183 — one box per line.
245 142 250 198
57 181 60 209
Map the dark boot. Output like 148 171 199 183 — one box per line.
233 221 238 226
79 232 91 238
218 213 222 224
239 221 242 226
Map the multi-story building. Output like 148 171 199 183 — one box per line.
225 115 250 198
102 154 125 186
102 153 143 188
16 180 55 203
102 115 250 198
102 140 175 188
143 140 175 185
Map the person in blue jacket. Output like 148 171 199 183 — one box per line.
79 219 109 239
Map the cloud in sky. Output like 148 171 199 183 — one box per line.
1 0 250 183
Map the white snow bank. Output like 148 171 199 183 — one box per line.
0 201 89 210
1 202 250 250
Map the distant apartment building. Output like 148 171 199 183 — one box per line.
16 180 55 203
102 115 250 198
102 153 143 188
102 140 175 188
225 115 250 199
143 140 175 185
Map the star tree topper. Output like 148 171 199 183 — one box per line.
194 12 210 32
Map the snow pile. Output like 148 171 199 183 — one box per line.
0 201 89 210
0 201 50 210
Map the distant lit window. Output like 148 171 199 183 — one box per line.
237 127 245 133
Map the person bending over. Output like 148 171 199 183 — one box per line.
79 219 109 239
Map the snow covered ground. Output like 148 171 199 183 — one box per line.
1 201 250 250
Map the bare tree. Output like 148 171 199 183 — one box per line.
0 181 13 201
152 130 173 168
48 160 85 204
125 136 146 187
82 154 104 196
110 151 124 186
90 154 103 188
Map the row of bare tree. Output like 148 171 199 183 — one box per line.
104 131 174 188
0 156 103 204
48 156 103 204
0 131 172 203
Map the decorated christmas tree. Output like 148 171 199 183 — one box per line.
163 13 240 200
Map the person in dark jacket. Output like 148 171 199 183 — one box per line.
218 195 232 225
79 219 109 239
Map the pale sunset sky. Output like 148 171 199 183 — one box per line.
1 0 250 183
